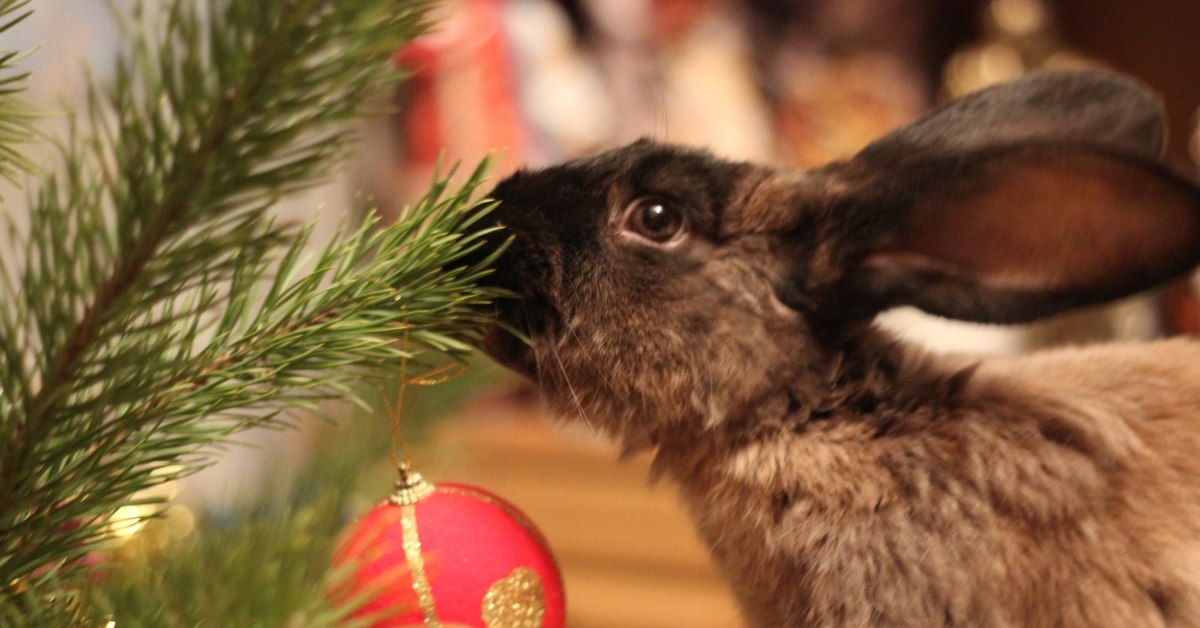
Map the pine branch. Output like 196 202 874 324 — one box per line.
0 0 506 600
78 354 501 625
0 0 34 183
86 495 367 627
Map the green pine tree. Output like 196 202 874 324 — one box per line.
0 1 506 623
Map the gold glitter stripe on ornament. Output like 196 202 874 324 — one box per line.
401 504 440 627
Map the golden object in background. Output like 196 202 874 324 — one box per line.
943 0 1093 99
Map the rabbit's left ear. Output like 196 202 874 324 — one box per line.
821 72 1200 324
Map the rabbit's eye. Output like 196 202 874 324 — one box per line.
623 196 687 244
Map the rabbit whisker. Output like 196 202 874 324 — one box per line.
546 339 596 433
562 319 618 394
518 301 553 406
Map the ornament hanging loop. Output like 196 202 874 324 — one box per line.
390 462 434 505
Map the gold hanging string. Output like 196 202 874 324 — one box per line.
387 339 411 476
383 303 468 476
407 362 468 387
385 356 469 472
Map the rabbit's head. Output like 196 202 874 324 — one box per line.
480 72 1200 449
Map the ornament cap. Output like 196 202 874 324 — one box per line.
389 465 434 505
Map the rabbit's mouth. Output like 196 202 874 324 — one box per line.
480 291 559 378
481 323 537 377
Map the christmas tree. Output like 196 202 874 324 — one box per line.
0 0 507 624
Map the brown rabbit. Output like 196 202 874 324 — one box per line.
476 71 1200 627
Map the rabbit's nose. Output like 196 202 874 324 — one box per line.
455 207 511 288
472 221 551 295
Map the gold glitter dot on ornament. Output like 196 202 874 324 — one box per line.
482 567 546 628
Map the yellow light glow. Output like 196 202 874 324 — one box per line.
166 504 197 539
108 504 154 539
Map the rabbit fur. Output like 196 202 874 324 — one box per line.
476 71 1200 627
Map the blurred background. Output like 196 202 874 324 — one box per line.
12 1 1200 626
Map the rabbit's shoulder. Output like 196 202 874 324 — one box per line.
970 337 1200 519
979 336 1200 427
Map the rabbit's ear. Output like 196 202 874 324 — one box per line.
855 71 1166 164
843 145 1200 324
819 71 1198 324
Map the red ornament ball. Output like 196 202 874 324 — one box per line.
332 471 565 627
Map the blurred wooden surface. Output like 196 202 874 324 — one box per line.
420 388 744 628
